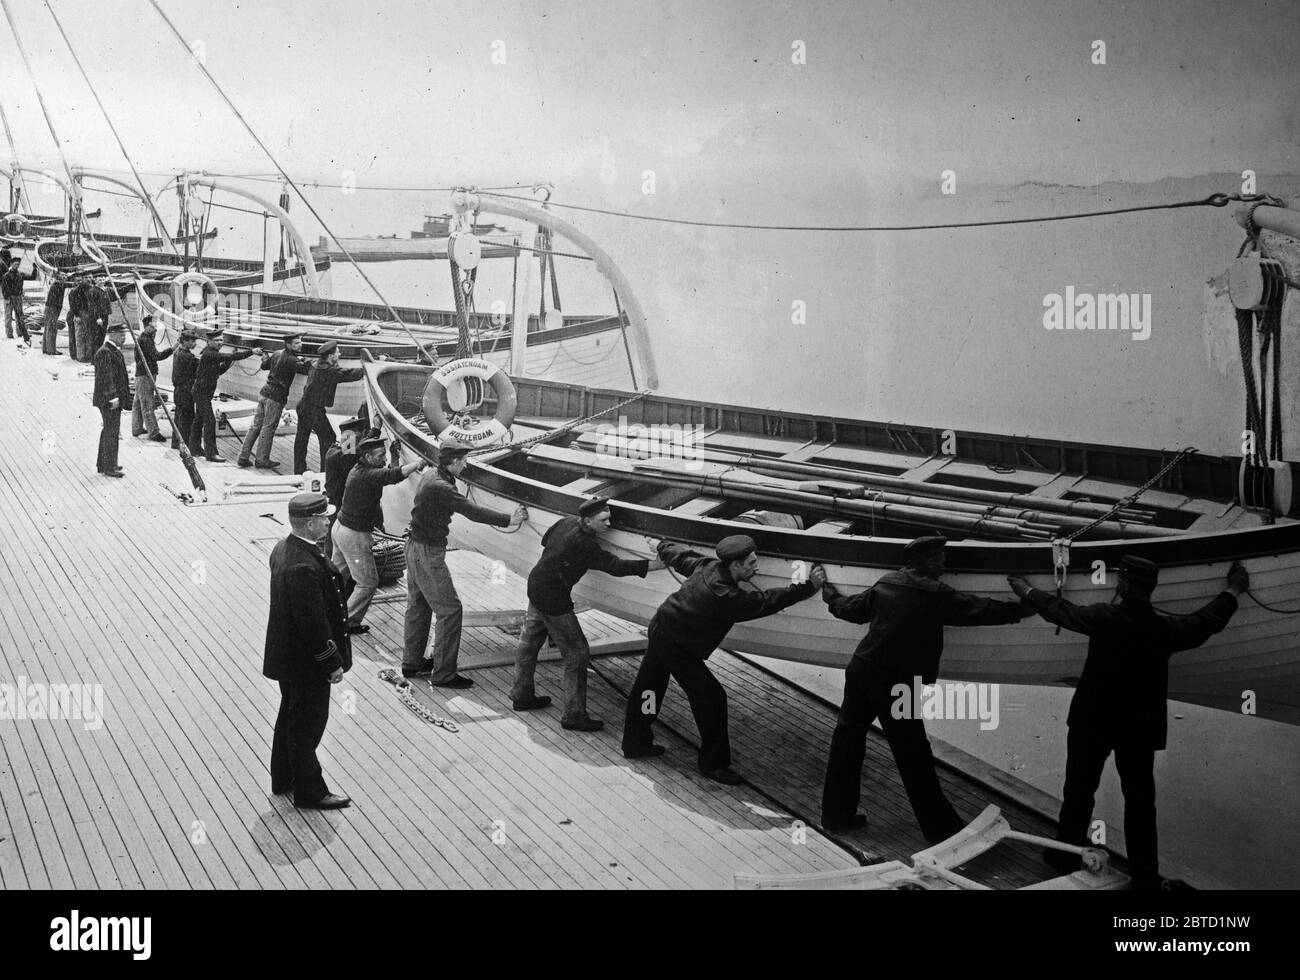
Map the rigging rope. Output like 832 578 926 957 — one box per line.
479 190 1268 233
45 0 180 256
2 0 206 493
147 0 439 366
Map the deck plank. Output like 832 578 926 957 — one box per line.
1 340 1065 889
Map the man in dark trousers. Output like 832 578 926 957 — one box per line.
621 534 825 784
170 328 200 450
238 331 311 469
510 497 664 731
1 255 27 345
190 328 259 462
402 440 524 685
65 274 88 361
1008 557 1247 890
41 272 67 355
818 535 1025 840
329 434 425 634
323 416 372 508
91 324 131 477
263 491 353 810
130 315 172 442
87 278 112 356
293 340 364 474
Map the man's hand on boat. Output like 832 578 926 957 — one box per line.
1226 561 1249 597
508 504 527 529
808 564 828 589
1006 575 1032 599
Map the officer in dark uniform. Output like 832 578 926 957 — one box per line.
91 324 131 476
169 329 201 450
509 497 665 730
819 535 1025 840
190 328 259 462
1009 556 1247 890
621 534 825 784
237 331 311 469
293 340 365 474
263 491 353 810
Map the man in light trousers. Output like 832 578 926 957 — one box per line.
402 440 524 687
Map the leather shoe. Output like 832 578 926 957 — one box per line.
236 458 252 468
402 660 436 678
823 813 868 833
700 767 744 785
561 716 604 732
512 695 552 711
430 675 473 689
148 434 167 443
102 469 124 478
255 460 281 469
623 745 666 760
346 623 370 635
295 793 351 810
205 454 227 463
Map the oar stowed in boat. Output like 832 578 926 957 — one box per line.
527 445 1052 540
525 444 1175 541
568 430 1157 524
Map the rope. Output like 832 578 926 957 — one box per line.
3 0 206 493
147 0 439 366
1242 588 1300 616
45 1 180 255
469 388 652 456
479 190 1265 234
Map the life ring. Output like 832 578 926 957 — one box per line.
171 271 219 313
2 213 28 239
421 357 517 447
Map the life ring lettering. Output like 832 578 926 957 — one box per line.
422 357 517 447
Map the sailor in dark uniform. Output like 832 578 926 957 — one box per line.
169 329 201 450
190 328 259 461
293 340 364 474
329 434 425 633
621 534 824 784
238 331 311 469
263 491 353 810
323 416 373 508
509 497 665 730
819 535 1025 840
1009 556 1248 889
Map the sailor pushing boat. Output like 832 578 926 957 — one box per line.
818 535 1026 841
1009 557 1250 891
621 534 826 784
508 496 666 731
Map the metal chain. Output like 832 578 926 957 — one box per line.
398 683 461 732
468 388 653 456
1058 447 1198 544
378 669 460 732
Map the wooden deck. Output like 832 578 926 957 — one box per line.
0 337 1087 889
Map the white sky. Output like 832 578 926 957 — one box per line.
0 0 1295 189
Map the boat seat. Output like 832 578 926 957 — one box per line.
672 497 728 517
805 519 854 537
560 477 608 494
900 457 951 483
